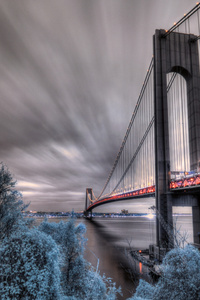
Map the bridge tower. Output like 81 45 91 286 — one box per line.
154 29 200 247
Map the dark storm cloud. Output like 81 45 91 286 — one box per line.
0 0 195 211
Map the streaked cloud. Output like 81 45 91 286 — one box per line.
0 0 194 212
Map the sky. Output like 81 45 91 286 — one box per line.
0 0 197 212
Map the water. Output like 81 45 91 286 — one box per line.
84 215 193 299
83 216 156 299
35 214 193 299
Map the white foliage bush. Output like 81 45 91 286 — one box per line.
39 218 121 299
0 229 62 299
129 245 200 300
0 164 121 299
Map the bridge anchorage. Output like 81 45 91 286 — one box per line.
85 3 200 261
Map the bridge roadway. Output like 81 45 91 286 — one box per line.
86 174 200 211
87 186 155 211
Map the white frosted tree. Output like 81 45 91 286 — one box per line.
129 245 200 300
0 164 120 299
0 163 30 240
39 218 121 299
0 229 62 299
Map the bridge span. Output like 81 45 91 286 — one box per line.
85 3 200 256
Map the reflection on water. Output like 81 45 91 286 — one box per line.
88 217 156 249
84 218 138 299
35 215 193 300
139 262 142 274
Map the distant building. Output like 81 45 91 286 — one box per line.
121 209 128 214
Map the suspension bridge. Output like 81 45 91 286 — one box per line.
85 3 200 255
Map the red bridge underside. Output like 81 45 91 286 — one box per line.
170 175 200 189
87 186 155 211
87 175 200 211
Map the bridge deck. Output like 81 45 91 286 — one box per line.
86 175 200 211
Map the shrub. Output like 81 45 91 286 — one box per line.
129 245 200 300
0 229 62 299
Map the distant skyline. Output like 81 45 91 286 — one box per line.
0 0 196 212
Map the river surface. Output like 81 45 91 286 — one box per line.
35 215 193 299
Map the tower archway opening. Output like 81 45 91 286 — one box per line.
167 72 190 175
